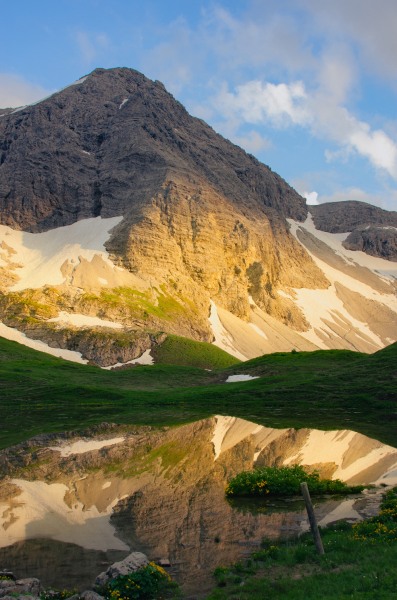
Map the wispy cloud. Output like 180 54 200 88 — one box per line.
302 0 397 81
0 73 51 108
74 30 110 65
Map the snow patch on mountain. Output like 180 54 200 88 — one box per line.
208 301 247 360
0 322 88 363
49 437 125 456
0 216 123 291
287 215 397 350
49 312 123 329
102 349 154 370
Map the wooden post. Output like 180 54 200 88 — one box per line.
300 482 325 555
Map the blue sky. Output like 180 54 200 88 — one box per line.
1 0 397 211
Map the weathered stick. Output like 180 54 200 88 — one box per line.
300 481 325 555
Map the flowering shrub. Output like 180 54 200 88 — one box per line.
353 486 397 542
225 465 364 497
103 562 179 600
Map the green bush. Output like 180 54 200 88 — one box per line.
225 465 364 497
103 562 179 600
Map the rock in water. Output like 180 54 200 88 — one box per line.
95 551 149 586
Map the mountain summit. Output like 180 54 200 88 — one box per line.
0 68 396 366
0 67 307 230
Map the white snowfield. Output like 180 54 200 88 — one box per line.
287 214 397 350
0 322 88 363
208 301 247 360
225 374 259 383
211 415 397 486
49 312 123 329
0 216 123 291
102 349 154 369
208 214 397 358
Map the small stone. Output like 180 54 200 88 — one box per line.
80 591 106 600
158 558 171 567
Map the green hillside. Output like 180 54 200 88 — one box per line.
0 337 396 449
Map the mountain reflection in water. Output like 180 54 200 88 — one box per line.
0 416 390 597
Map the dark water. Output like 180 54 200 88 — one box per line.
0 539 126 591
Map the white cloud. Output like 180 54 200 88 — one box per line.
309 97 397 177
303 191 319 205
214 80 309 127
315 44 357 105
212 77 397 180
0 73 51 108
324 147 353 164
349 127 397 174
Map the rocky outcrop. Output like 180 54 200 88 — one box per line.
343 226 397 261
0 68 307 233
0 551 150 600
0 576 40 599
95 552 149 586
309 201 397 262
310 201 397 234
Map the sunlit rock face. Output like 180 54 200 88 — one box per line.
0 417 396 593
0 69 395 365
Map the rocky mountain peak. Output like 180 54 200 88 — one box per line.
0 68 395 365
0 66 307 234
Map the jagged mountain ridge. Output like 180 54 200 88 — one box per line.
0 67 396 365
0 67 306 231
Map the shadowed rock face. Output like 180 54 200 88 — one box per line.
310 201 397 262
343 226 397 261
0 67 307 233
310 201 397 234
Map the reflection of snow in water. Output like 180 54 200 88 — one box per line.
49 437 125 456
0 479 128 551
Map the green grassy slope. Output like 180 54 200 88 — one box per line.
0 337 396 450
151 334 240 368
207 521 397 599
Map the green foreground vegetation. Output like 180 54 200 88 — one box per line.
225 465 364 497
207 487 397 600
0 337 396 449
